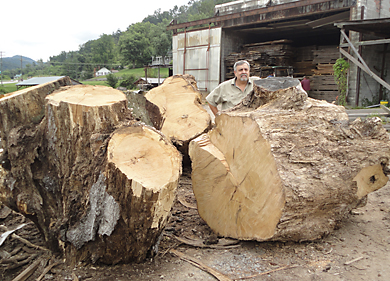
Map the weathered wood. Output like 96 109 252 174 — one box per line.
0 83 182 264
189 77 390 242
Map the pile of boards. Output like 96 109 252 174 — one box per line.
225 40 294 79
225 40 340 103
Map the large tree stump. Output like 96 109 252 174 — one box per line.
145 74 212 161
189 77 390 242
0 83 182 264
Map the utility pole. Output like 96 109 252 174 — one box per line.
20 55 23 80
0 51 4 86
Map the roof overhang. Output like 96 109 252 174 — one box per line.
335 17 390 38
167 0 356 32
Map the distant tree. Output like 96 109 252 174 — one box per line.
90 34 115 65
106 73 119 88
119 23 153 67
143 8 173 24
119 74 137 89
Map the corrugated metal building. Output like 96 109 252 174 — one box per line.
169 0 390 106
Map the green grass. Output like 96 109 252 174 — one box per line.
81 80 108 86
0 82 18 95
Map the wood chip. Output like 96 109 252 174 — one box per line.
177 194 197 209
169 234 240 249
72 272 79 281
344 256 364 265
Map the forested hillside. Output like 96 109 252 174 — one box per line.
2 56 36 71
1 0 231 81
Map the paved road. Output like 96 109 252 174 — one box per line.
0 81 17 85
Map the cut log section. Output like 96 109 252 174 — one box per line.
0 83 182 264
145 74 212 160
189 77 390 242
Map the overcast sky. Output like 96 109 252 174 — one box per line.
1 0 191 62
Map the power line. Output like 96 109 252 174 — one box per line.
47 61 122 66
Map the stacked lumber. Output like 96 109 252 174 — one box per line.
225 39 294 78
313 45 339 64
292 46 315 76
309 75 339 103
292 61 315 76
312 45 339 75
314 63 335 75
224 42 340 102
295 45 315 62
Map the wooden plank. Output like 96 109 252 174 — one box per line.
340 38 390 48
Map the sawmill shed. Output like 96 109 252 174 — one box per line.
168 0 390 106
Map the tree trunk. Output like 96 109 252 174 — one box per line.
145 75 212 161
0 82 182 264
125 90 163 130
189 77 390 242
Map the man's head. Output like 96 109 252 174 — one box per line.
234 60 250 82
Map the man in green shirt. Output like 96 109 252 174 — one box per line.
206 60 260 116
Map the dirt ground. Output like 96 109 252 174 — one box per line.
1 166 390 281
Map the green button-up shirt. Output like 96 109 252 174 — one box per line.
206 77 260 110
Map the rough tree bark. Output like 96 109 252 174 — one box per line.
189 77 390 242
125 90 163 130
145 74 212 160
0 82 182 264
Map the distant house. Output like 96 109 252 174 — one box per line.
95 67 111 77
134 77 165 89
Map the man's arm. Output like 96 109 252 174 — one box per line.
208 103 218 116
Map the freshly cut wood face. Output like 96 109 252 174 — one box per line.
47 85 126 106
190 115 285 240
145 75 211 145
107 126 181 191
353 164 389 198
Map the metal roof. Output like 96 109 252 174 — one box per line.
134 77 165 84
16 76 82 89
16 76 66 86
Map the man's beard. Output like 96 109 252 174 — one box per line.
240 74 248 81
